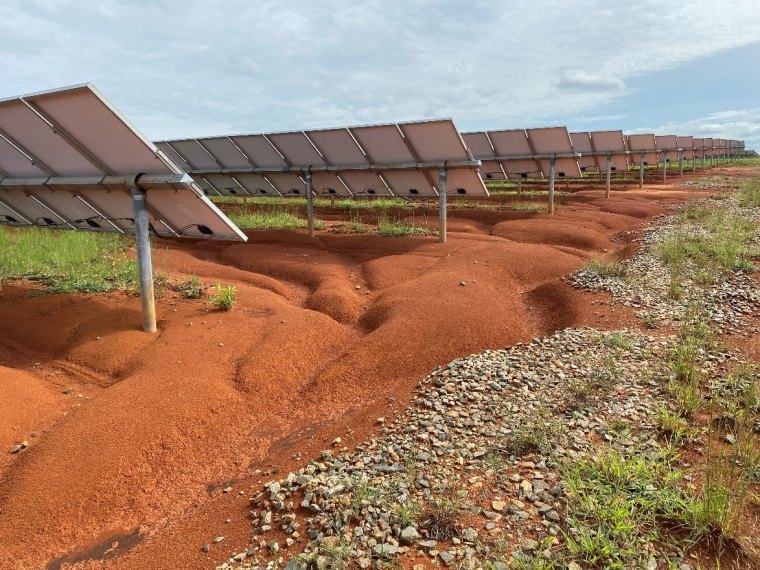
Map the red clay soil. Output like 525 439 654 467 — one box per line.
0 177 720 570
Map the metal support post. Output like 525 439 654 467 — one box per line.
547 157 556 215
692 154 696 173
605 153 612 198
639 153 645 189
438 166 447 243
129 177 157 333
679 154 684 176
517 178 522 198
702 154 705 170
305 170 314 237
662 157 667 183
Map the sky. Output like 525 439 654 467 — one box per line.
2 0 760 150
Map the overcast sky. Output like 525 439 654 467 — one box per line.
2 0 760 149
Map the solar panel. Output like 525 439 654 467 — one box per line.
655 135 679 162
678 136 694 160
626 134 658 165
483 129 541 178
0 83 248 333
0 84 245 241
569 131 596 172
461 132 506 180
526 127 581 178
589 130 629 172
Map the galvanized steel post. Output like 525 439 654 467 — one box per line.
639 153 645 189
662 156 667 183
605 153 612 198
679 154 684 176
305 170 314 237
438 166 447 243
547 157 556 215
128 177 157 333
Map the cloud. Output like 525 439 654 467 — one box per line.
558 71 625 93
632 108 760 151
1 1 760 140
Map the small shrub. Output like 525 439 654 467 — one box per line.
209 283 237 310
174 275 204 299
421 495 462 540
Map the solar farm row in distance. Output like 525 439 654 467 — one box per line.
0 84 245 241
156 119 488 199
462 127 582 180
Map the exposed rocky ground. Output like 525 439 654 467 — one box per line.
219 185 759 570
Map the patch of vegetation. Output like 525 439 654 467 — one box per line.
173 275 204 299
0 226 138 293
560 446 693 569
209 282 237 311
740 180 760 207
376 217 434 237
656 207 757 298
421 494 462 540
667 304 714 416
509 202 544 212
212 195 408 210
227 209 323 231
600 331 633 350
584 258 626 278
504 416 555 457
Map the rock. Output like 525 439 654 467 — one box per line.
201 543 210 553
284 560 304 570
213 536 224 543
439 551 455 565
400 526 419 544
372 543 398 558
491 500 506 512
461 527 478 543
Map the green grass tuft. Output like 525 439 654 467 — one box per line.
376 218 434 237
0 226 138 293
227 210 323 231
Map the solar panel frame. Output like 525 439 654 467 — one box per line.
656 135 679 162
0 84 247 242
626 134 658 165
569 131 597 172
589 130 629 172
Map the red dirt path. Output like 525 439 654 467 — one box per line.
0 178 717 569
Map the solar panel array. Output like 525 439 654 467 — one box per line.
157 119 488 199
0 84 245 241
461 127 581 181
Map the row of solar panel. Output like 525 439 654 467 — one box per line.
0 83 747 241
158 126 743 197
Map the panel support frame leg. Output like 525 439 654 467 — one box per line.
605 153 612 198
128 177 157 334
438 166 447 243
662 157 667 183
639 153 645 189
547 157 556 215
679 154 684 177
517 178 522 199
304 170 315 237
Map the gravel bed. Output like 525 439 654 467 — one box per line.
568 196 760 334
219 329 727 570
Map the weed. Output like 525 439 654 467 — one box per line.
504 418 554 457
601 331 633 350
209 283 237 311
0 226 138 293
376 216 433 237
227 209 323 231
584 257 626 278
561 446 693 568
394 499 421 527
656 407 692 445
483 451 506 472
740 180 760 207
421 494 462 540
174 275 204 299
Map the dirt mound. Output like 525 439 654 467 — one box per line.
0 177 716 569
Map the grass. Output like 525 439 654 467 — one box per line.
740 180 760 207
173 275 204 299
226 209 324 231
212 195 408 210
560 446 693 569
0 226 138 293
376 217 434 237
584 257 626 278
656 208 757 285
